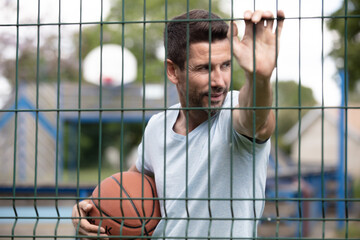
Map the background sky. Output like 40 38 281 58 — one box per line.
0 0 344 107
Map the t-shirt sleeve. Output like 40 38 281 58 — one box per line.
233 129 271 154
221 91 271 154
135 140 154 177
134 113 161 176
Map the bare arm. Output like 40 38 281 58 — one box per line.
229 10 284 141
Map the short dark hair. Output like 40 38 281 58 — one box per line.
165 9 229 70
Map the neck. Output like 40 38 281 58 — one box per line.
173 108 215 136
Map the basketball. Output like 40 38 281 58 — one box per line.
88 172 161 238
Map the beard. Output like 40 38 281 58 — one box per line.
181 87 228 116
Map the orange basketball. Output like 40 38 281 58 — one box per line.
88 172 161 238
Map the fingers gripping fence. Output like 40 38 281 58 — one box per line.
0 0 359 239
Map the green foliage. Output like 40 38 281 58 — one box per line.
0 0 229 86
62 166 119 185
64 122 143 169
336 222 360 238
353 179 360 198
2 34 79 84
273 80 317 150
327 0 360 91
77 0 226 84
230 57 246 91
62 1 246 173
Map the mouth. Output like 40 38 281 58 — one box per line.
204 92 224 102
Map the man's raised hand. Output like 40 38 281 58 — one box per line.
228 10 285 81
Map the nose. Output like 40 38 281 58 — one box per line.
210 67 226 88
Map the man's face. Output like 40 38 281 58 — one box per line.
176 39 232 115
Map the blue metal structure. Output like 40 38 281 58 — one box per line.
337 69 347 229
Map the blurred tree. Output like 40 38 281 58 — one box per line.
1 34 79 84
0 0 79 85
78 122 143 169
273 80 317 151
0 0 243 87
77 0 236 85
0 0 246 171
327 0 360 92
71 0 244 168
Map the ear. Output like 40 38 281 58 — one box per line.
166 59 180 85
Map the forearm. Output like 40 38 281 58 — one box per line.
235 74 275 140
227 10 284 140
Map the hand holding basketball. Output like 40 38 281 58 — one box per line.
72 199 108 239
88 172 161 239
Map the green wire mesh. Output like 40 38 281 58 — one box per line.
0 0 359 239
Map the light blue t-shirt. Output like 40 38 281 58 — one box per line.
136 91 270 239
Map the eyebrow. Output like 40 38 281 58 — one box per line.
191 60 231 70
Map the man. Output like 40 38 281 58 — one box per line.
73 9 284 239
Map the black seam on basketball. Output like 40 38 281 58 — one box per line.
91 198 125 227
110 175 144 228
91 185 145 229
147 224 157 235
91 199 143 229
90 198 121 225
143 175 158 236
144 175 156 219
92 174 158 235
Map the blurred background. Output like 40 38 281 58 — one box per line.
0 0 359 238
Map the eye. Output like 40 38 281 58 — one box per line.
196 65 209 72
221 62 231 70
